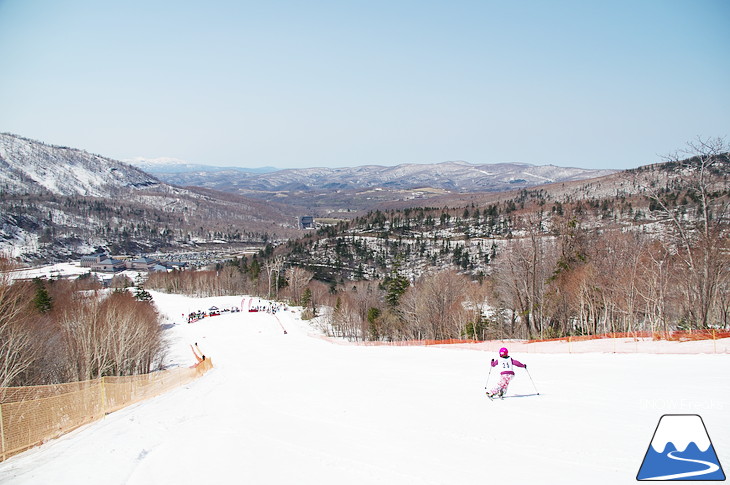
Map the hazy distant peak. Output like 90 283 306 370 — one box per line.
127 157 278 175
126 156 189 166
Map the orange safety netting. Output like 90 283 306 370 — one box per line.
360 338 482 346
317 329 730 355
527 329 730 343
344 330 729 347
0 356 213 462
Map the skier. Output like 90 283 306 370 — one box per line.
487 347 526 399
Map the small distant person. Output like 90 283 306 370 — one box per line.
487 347 526 399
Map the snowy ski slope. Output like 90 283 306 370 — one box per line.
0 292 727 485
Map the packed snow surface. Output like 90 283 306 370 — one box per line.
1 292 728 485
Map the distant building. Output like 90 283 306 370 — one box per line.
299 216 315 229
91 258 126 272
80 253 108 267
166 261 188 270
79 254 190 273
128 256 160 270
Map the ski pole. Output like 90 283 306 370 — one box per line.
525 367 540 395
484 364 493 390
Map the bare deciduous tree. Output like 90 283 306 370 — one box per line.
400 270 472 340
264 255 285 299
493 217 557 338
59 290 165 381
647 137 730 329
286 267 314 305
0 260 40 387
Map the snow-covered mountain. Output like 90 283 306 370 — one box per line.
157 160 616 194
0 133 160 196
150 159 618 212
0 134 299 262
127 156 277 175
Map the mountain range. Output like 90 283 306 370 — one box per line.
134 159 615 191
126 157 277 175
2 132 695 264
130 158 616 212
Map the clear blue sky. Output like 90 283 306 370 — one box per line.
0 0 728 170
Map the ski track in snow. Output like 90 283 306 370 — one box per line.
0 291 728 485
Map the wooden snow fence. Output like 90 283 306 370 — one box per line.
0 357 213 462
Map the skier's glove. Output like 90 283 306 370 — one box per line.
524 364 527 369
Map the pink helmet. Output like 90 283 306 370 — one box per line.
499 347 509 357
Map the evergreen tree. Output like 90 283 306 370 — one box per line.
132 273 153 301
32 277 53 313
249 258 261 280
134 286 153 301
301 287 312 308
382 273 410 307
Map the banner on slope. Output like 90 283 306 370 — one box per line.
637 414 725 481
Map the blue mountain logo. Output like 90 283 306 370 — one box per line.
637 414 725 481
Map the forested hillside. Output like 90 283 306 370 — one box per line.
269 139 730 341
3 134 727 349
0 133 300 262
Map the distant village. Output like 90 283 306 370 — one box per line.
80 253 188 273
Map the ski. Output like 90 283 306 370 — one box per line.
501 393 540 399
486 392 539 400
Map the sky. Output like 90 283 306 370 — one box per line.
0 0 728 170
